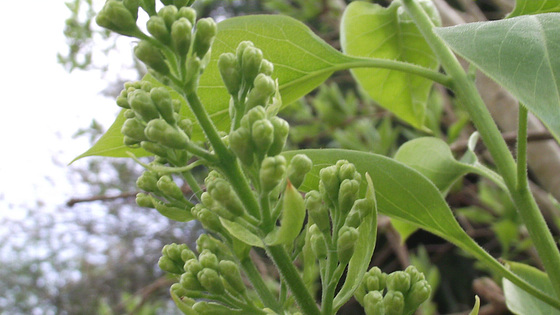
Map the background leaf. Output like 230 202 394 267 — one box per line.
503 261 560 315
508 0 560 17
340 0 441 129
435 14 560 143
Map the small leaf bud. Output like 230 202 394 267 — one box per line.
171 17 193 56
136 193 155 208
305 191 330 233
137 171 160 192
177 7 197 25
259 59 274 76
229 127 254 166
198 268 225 294
146 16 170 44
134 40 170 75
219 260 246 293
128 89 160 122
383 290 404 315
386 271 411 294
157 175 185 201
158 256 184 274
158 5 178 29
218 53 241 96
145 119 190 149
260 155 286 192
192 18 217 58
141 141 169 157
364 291 385 315
150 87 175 124
338 179 360 216
180 271 204 291
246 74 275 110
268 116 290 156
96 0 138 35
251 119 274 155
241 46 263 86
337 226 359 265
122 117 148 141
287 154 312 189
198 250 219 270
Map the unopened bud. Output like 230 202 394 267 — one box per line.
145 119 190 149
137 171 160 192
386 271 411 294
198 268 225 294
241 46 263 86
134 40 169 74
310 231 327 259
198 250 219 270
338 179 360 216
158 5 178 29
122 117 148 141
383 290 404 315
192 18 217 58
287 154 312 189
365 267 387 292
180 271 204 291
305 191 330 233
157 175 185 200
319 165 339 206
158 255 183 274
364 291 385 315
268 116 289 156
171 18 192 56
337 226 358 265
218 53 241 96
229 127 254 166
219 260 246 293
146 16 170 44
260 155 286 192
177 7 196 25
141 141 169 157
96 0 138 35
150 87 175 124
208 179 245 217
251 119 274 155
136 193 155 208
129 89 160 122
259 59 274 76
405 280 431 312
246 74 275 110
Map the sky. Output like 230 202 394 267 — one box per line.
0 1 129 219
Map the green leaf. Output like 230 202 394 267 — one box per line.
340 0 441 129
219 218 264 248
391 218 418 243
508 0 560 17
435 14 560 143
333 173 378 311
503 262 560 315
469 296 481 315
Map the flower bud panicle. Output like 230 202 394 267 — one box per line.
268 116 290 156
136 193 155 208
128 89 160 122
337 226 359 265
241 46 263 86
198 268 225 294
387 271 411 294
141 141 169 157
157 175 185 201
158 5 178 29
147 16 170 44
383 290 404 315
338 179 360 216
310 231 327 259
198 250 219 270
229 127 254 166
122 117 148 141
192 18 217 58
96 0 138 35
259 155 286 192
305 191 330 233
287 154 312 189
137 170 160 192
246 74 275 110
180 271 204 291
134 40 170 74
251 119 274 155
177 7 197 25
259 59 274 76
158 255 184 274
364 291 385 315
171 18 192 56
150 87 175 124
219 260 246 293
145 119 190 149
218 53 241 97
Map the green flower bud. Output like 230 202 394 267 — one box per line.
305 191 330 233
260 155 286 192
192 18 217 58
128 89 159 122
405 265 425 284
177 7 197 25
229 127 254 166
387 271 411 294
198 268 225 295
158 5 178 30
287 154 312 189
96 0 138 35
121 117 148 141
241 46 263 86
246 74 275 110
196 234 231 260
208 179 245 217
123 135 140 146
241 106 266 130
180 271 204 291
364 291 385 315
136 193 155 208
171 18 192 56
405 280 431 313
383 290 404 315
123 109 136 119
338 161 358 182
338 179 360 216
345 208 361 228
236 41 254 65
219 260 246 293
251 119 274 155
158 255 184 274
139 0 156 16
268 116 289 156
150 87 175 124
198 250 219 270
163 243 187 261
193 301 233 314
181 248 196 262
337 226 358 265
192 204 223 232
218 53 241 97
145 119 190 149
170 282 189 299
365 267 387 292
141 81 153 91
161 0 195 8
141 141 169 157
123 0 140 20
134 40 169 74
178 118 193 137
157 175 185 200
319 165 339 206
116 95 130 109
259 59 274 76
184 258 203 275
310 231 327 259
137 171 159 192
351 198 375 221
147 16 171 45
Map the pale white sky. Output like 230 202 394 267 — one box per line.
0 1 131 218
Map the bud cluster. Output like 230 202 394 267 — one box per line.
355 266 432 315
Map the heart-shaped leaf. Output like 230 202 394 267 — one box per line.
435 14 560 143
340 0 441 129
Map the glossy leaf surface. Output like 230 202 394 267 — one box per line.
435 14 560 143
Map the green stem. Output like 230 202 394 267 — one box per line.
181 171 203 201
402 0 560 302
267 245 321 315
517 105 528 190
240 257 283 313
